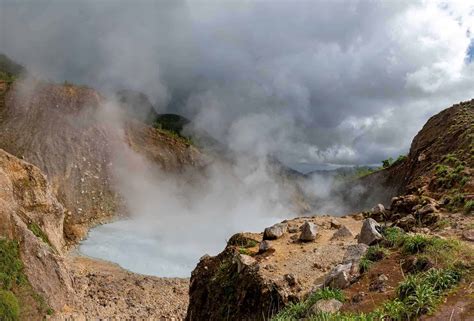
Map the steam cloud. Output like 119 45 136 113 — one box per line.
2 1 474 276
2 0 474 166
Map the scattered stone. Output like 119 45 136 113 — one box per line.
462 230 474 242
259 240 273 253
331 226 353 240
284 273 298 286
391 195 420 213
357 218 383 245
342 244 369 263
395 214 416 231
372 204 385 215
263 223 287 240
308 299 343 315
415 203 437 216
351 292 366 303
330 219 342 229
299 221 318 242
369 274 388 292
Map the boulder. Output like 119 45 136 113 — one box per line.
259 240 273 253
299 221 318 242
263 223 287 240
342 244 369 263
395 214 416 231
372 204 385 214
331 226 353 240
357 218 383 245
462 230 474 242
391 195 420 213
324 262 353 289
308 298 343 315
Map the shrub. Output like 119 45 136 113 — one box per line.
401 235 431 254
464 200 474 214
0 240 25 290
0 290 20 321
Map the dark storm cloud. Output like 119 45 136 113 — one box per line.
1 0 473 165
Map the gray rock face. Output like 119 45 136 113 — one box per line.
299 221 318 242
309 299 343 315
263 223 287 240
358 218 383 245
342 244 369 263
331 226 353 240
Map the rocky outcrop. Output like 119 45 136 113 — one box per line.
0 148 73 313
186 216 363 320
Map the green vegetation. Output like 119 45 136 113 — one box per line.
272 288 345 321
434 154 468 190
464 200 474 214
27 223 51 247
0 239 53 320
0 54 25 83
0 239 24 321
359 245 388 273
0 290 20 321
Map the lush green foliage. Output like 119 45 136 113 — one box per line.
0 240 25 290
0 290 20 321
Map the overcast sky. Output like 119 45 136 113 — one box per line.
1 0 473 167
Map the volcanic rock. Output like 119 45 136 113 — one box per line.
263 223 287 240
357 218 383 245
299 221 318 242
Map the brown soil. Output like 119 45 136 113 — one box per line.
421 283 474 321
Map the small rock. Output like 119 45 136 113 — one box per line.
324 263 352 289
395 214 416 231
358 218 383 245
342 244 369 263
299 221 318 242
372 204 385 214
351 292 366 303
259 240 273 253
462 230 474 242
331 226 353 240
263 223 287 240
369 274 388 292
284 273 298 286
287 225 299 233
415 203 437 216
308 299 343 315
330 219 342 229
